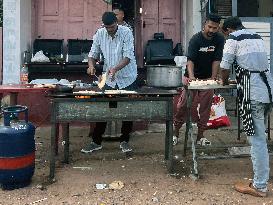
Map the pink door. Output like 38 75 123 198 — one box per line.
158 0 181 45
142 0 159 48
138 0 181 67
35 0 110 41
36 0 65 39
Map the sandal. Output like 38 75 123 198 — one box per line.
173 136 179 146
196 137 211 146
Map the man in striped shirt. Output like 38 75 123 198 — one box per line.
220 16 273 197
81 12 137 154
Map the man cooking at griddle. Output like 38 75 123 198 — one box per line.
81 11 137 154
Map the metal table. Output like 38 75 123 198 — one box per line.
184 84 237 179
49 88 177 179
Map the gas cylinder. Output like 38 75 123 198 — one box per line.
0 106 35 190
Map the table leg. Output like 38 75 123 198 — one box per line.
184 117 190 157
55 123 59 155
63 123 70 163
185 89 199 178
50 123 58 180
165 120 174 173
165 120 169 160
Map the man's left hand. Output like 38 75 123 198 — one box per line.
108 67 118 81
219 79 229 86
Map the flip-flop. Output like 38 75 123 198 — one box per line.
196 137 211 146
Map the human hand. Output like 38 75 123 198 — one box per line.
87 66 96 76
108 67 118 81
219 79 229 86
183 76 196 86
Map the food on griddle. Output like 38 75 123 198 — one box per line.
33 84 56 88
73 90 98 94
189 79 218 86
72 90 137 95
98 73 107 89
104 90 137 94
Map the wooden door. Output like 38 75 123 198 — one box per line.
85 0 110 39
63 0 86 40
138 0 181 67
158 0 181 45
35 0 110 41
36 0 65 39
142 0 159 55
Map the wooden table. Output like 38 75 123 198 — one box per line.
0 84 50 106
49 88 177 180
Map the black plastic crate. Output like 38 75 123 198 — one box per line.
33 39 64 58
67 39 93 63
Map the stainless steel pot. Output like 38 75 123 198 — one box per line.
146 65 183 87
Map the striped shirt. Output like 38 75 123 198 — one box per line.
121 21 133 32
220 29 273 103
89 25 137 89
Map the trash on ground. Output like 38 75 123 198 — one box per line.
95 183 108 190
73 166 92 170
228 146 251 156
29 197 48 204
151 197 159 203
108 181 124 190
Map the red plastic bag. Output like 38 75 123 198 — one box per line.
207 94 231 129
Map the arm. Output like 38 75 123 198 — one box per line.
186 35 199 81
212 34 225 79
221 69 230 85
87 57 97 75
187 60 196 80
112 57 130 72
211 61 221 80
220 37 237 85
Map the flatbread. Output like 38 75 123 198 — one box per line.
104 90 137 94
189 79 218 86
98 73 107 89
73 90 102 95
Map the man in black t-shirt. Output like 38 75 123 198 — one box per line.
173 14 225 146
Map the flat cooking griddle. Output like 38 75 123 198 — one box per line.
49 87 178 98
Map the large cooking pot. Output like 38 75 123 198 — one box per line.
146 65 183 87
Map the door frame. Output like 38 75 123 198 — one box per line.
135 0 144 68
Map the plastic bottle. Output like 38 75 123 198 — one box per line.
20 64 29 84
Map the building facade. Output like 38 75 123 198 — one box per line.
3 0 192 84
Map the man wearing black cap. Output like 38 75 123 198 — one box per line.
81 12 138 154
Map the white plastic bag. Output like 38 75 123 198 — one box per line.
31 50 50 63
174 56 187 67
207 94 231 129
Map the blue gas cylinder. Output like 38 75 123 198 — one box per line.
0 105 35 190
